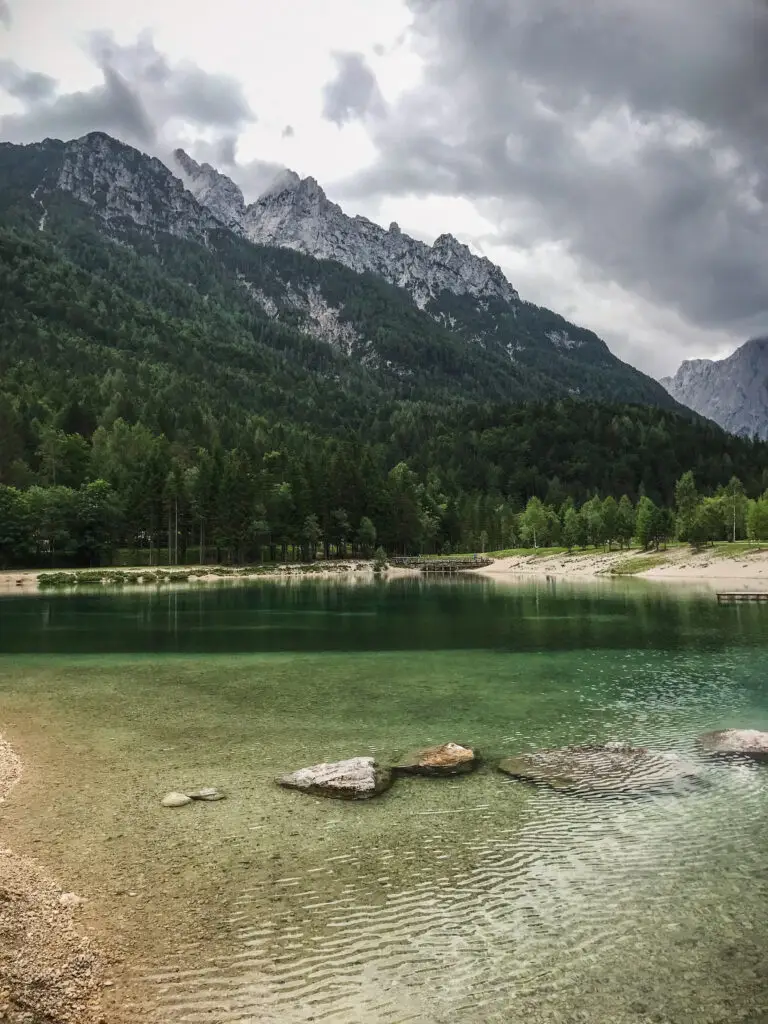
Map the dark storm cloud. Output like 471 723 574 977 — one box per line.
0 65 156 145
0 30 254 152
344 0 768 348
87 31 253 130
321 51 384 126
0 60 56 102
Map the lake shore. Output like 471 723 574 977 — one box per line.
475 544 768 586
0 735 110 1024
0 560 419 594
4 547 768 593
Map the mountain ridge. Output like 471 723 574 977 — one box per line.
170 147 521 310
661 338 768 440
1 130 677 411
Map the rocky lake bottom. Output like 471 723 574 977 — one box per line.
0 577 767 1023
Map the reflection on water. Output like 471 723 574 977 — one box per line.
1 577 768 1022
2 576 768 655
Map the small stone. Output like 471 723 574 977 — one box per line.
393 742 479 776
186 787 225 801
161 792 192 807
59 892 85 908
697 729 768 761
278 756 392 800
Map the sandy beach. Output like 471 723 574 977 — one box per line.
474 545 768 586
3 548 768 594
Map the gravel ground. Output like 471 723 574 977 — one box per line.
0 735 108 1024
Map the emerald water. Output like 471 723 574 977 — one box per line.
1 577 768 1023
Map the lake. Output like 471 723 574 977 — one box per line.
1 576 767 1023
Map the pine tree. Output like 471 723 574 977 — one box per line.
635 496 658 550
616 495 636 549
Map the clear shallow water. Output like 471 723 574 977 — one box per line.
1 577 768 1023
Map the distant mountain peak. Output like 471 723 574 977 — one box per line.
661 338 768 439
171 148 246 231
258 167 303 199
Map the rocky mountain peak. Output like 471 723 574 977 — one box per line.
171 148 246 232
166 149 520 310
433 232 462 250
55 134 219 242
51 131 520 312
661 337 768 439
257 168 302 199
240 175 520 309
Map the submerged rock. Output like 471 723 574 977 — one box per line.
278 757 392 800
161 791 193 807
187 787 226 801
393 742 478 776
697 729 768 761
497 742 701 795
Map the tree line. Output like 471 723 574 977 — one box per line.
1 425 766 569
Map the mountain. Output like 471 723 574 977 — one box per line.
661 338 768 440
3 131 768 565
0 130 675 409
172 148 520 309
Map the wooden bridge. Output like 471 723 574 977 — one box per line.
716 592 768 603
391 557 494 574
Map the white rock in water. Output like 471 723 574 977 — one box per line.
278 757 392 800
161 791 193 807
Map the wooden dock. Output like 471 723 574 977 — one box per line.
391 557 493 574
716 592 768 603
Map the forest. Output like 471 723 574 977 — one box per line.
3 177 768 568
2 419 767 568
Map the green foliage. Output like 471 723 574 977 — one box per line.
602 496 619 549
355 516 377 556
747 496 768 542
519 497 548 548
4 153 768 567
635 497 659 550
562 506 582 551
721 476 748 543
675 471 699 542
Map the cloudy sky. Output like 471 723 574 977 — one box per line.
2 0 767 377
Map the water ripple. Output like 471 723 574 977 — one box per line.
138 753 768 1024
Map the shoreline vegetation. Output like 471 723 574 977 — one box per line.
4 542 768 593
